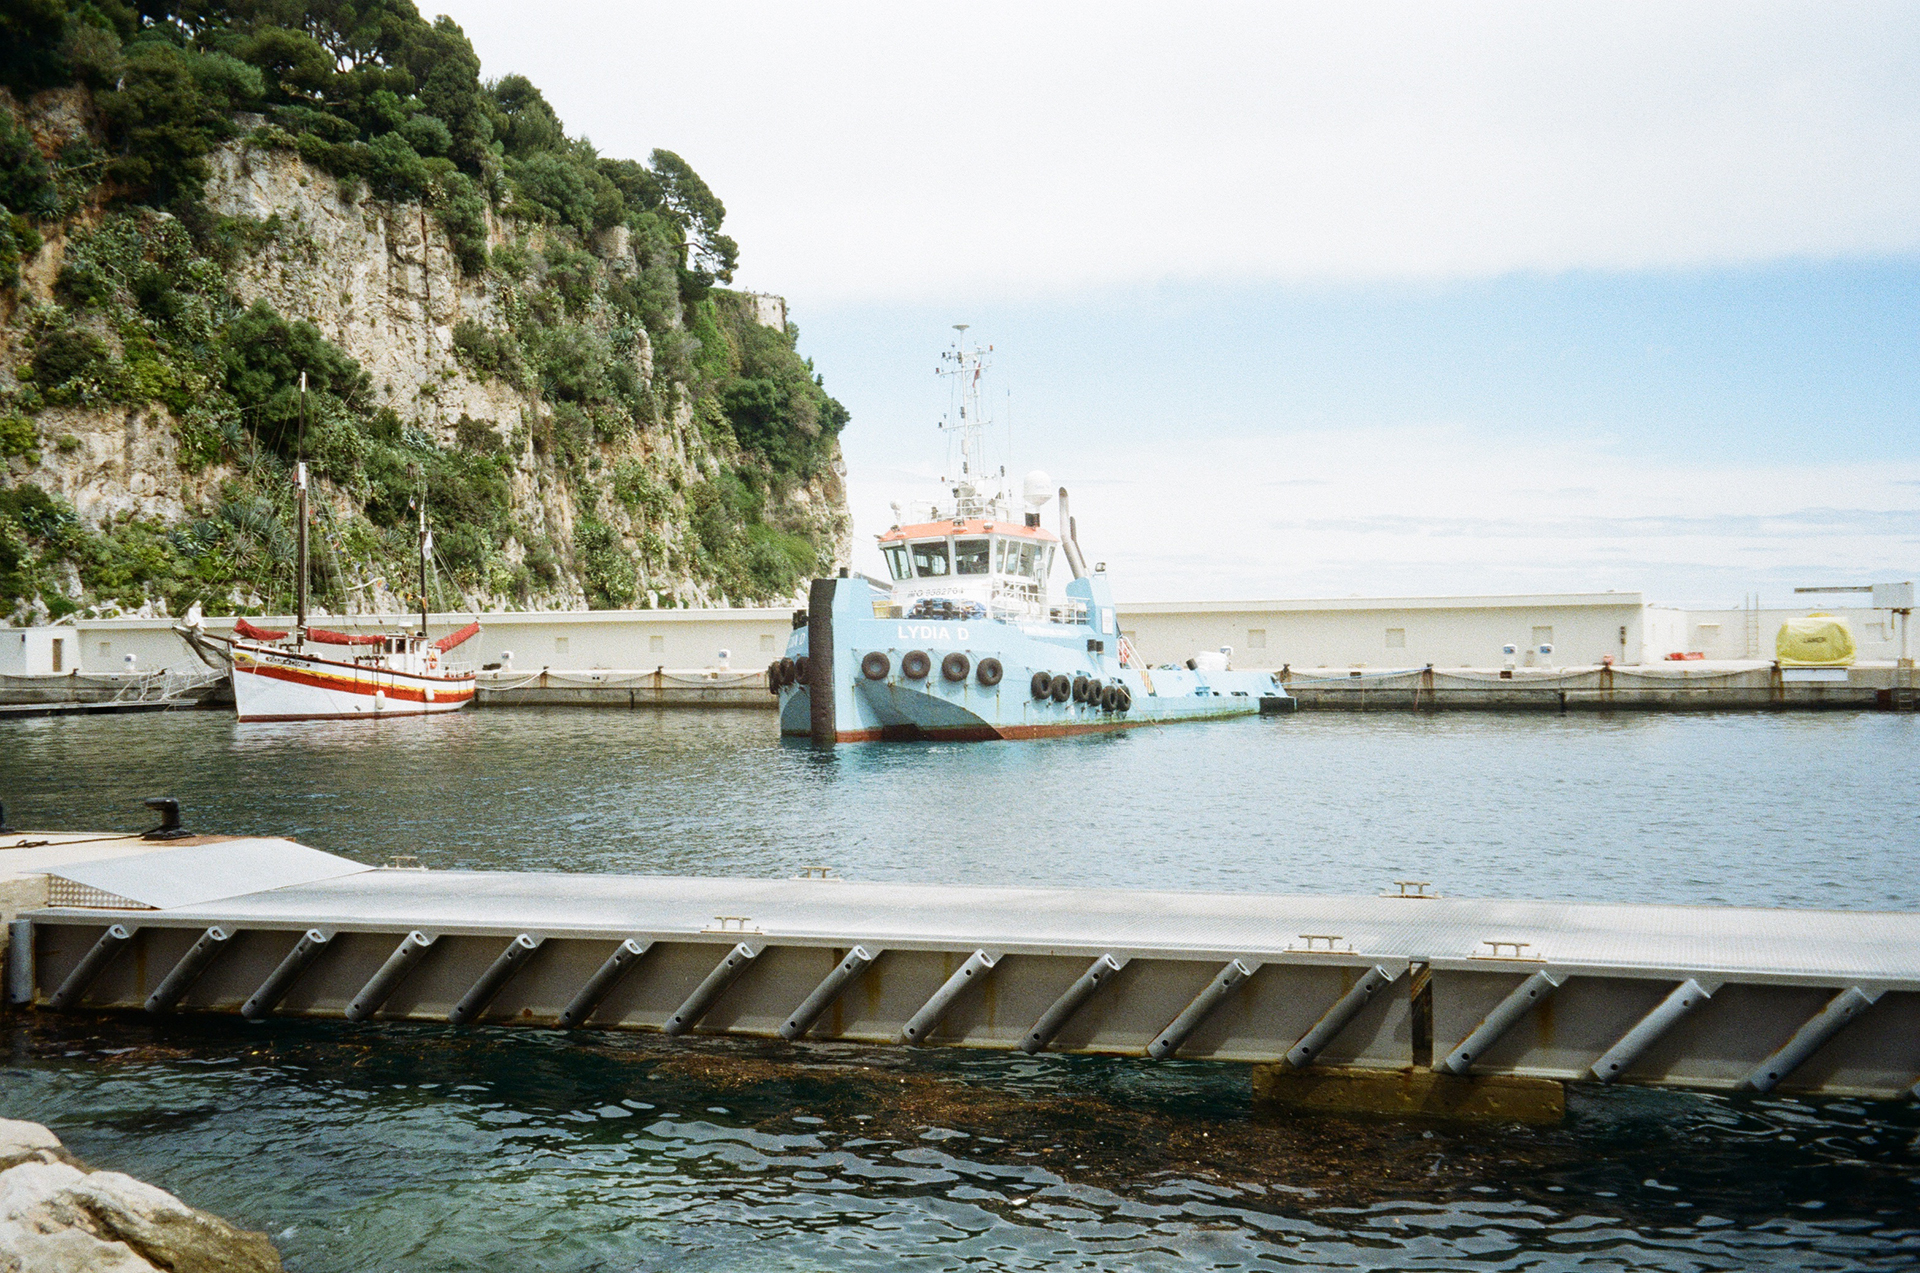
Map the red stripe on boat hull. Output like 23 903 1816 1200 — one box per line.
239 662 474 706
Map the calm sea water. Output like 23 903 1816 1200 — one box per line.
3 708 1918 1272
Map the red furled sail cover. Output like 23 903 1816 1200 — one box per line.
306 626 387 646
231 617 287 642
435 620 481 652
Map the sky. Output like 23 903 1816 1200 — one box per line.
432 1 1920 605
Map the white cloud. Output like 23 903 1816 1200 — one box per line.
845 424 1920 605
430 1 1920 604
437 1 1920 301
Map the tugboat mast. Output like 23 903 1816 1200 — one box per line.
936 324 1002 520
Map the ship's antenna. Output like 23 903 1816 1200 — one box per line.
937 324 995 517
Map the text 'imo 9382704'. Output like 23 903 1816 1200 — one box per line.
773 330 1291 744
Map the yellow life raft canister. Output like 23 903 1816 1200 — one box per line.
1775 613 1856 667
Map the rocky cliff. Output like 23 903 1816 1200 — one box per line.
1 60 851 624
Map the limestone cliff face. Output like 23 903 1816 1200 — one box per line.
1 89 850 620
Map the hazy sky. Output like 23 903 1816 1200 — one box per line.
434 1 1920 604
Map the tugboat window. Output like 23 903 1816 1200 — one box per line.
882 544 911 581
954 538 991 575
911 540 950 577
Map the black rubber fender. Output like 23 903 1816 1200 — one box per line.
1072 674 1090 702
860 651 890 680
901 650 932 680
1100 683 1118 711
1085 677 1104 707
1116 686 1132 712
941 652 971 682
766 662 781 694
976 657 1004 687
1030 670 1052 699
793 656 810 685
1050 674 1072 702
777 657 797 685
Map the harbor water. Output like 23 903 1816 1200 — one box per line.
3 710 1918 1271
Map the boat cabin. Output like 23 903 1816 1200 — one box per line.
878 519 1058 617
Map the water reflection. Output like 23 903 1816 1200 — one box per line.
5 1016 1917 1272
4 709 1918 1270
5 708 1917 908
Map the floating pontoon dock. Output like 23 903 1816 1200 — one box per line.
4 830 1916 1114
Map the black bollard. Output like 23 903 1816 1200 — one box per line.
141 797 191 841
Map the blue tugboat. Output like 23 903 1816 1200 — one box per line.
774 332 1292 743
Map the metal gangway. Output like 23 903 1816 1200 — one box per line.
5 834 1916 1111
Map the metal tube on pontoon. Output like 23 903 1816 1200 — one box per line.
448 933 544 1025
664 943 758 1036
145 926 231 1014
1022 954 1127 1053
345 931 436 1022
1741 986 1882 1093
49 924 135 1011
1148 959 1259 1060
242 930 331 1020
901 950 997 1044
1440 970 1563 1076
1590 978 1716 1083
1284 965 1401 1069
780 946 877 1040
557 939 651 1029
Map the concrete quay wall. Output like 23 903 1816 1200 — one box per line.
1282 661 1912 711
1117 595 1914 671
8 607 800 678
1118 593 1652 670
0 592 1784 678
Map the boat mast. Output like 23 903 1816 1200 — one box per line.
295 373 308 642
416 491 431 638
937 325 996 518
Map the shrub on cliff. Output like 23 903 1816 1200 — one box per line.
100 40 263 216
710 297 849 480
573 515 636 609
220 300 371 459
0 111 59 222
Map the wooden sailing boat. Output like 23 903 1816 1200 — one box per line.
222 376 479 722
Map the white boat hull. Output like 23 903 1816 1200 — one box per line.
231 645 475 722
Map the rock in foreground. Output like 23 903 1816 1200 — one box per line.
0 1118 281 1273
